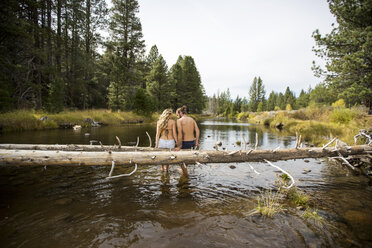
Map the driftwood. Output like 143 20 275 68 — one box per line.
0 145 370 166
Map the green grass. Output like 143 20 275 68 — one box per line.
249 190 285 218
0 109 156 132
0 110 58 132
287 187 310 207
0 109 210 132
302 209 325 226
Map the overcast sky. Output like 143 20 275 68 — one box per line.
136 0 335 98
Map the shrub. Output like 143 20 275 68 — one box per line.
288 110 308 120
263 118 273 126
330 108 356 124
285 104 292 111
237 112 249 120
248 113 256 119
332 99 346 108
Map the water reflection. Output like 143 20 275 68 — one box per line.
199 120 295 150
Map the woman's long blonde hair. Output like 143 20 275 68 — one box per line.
158 109 173 134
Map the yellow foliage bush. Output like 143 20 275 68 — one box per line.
332 99 346 108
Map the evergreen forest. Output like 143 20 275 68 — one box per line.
0 0 207 114
0 0 371 116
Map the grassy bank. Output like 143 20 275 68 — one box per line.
0 109 211 133
237 105 371 146
0 109 157 132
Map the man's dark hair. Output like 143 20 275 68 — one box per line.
177 105 187 114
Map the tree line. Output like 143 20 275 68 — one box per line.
206 77 313 116
0 0 206 114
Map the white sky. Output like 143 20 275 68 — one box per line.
136 0 335 98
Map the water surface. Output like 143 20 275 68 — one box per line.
0 121 371 247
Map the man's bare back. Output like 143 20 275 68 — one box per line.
175 107 200 150
178 116 197 141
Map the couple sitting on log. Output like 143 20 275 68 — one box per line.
155 105 200 175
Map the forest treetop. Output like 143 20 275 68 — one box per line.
0 0 206 113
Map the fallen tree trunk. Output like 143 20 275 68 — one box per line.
0 144 162 152
0 145 370 166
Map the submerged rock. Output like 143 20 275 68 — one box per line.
344 210 372 240
55 198 73 205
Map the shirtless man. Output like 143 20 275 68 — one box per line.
175 105 200 151
174 105 200 176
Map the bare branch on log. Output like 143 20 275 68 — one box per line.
146 132 152 147
322 137 337 150
295 132 299 148
273 146 280 153
106 163 138 179
108 160 115 177
336 151 355 170
255 133 258 150
115 136 121 149
249 163 260 175
242 134 248 150
264 159 295 189
228 151 239 156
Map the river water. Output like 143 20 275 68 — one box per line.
0 121 371 247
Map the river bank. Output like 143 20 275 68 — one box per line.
0 109 210 133
236 105 372 146
0 109 156 132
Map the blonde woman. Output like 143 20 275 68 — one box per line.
156 109 177 171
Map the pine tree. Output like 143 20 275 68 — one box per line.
276 93 285 110
248 76 265 112
296 89 310 109
107 0 145 110
283 87 296 109
146 55 173 110
169 57 184 110
233 95 242 114
267 91 277 111
312 0 372 110
309 83 336 105
241 97 249 112
133 87 155 115
146 45 159 70
179 56 206 113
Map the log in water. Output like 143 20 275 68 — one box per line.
0 144 370 166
